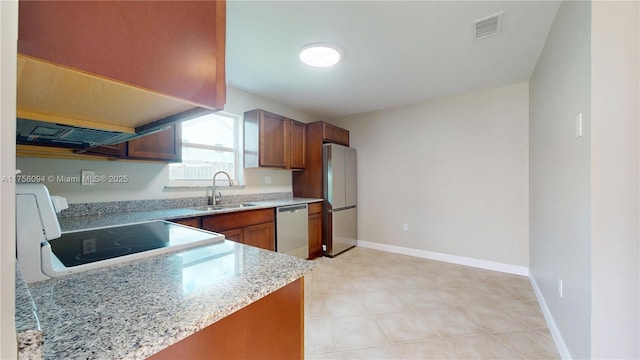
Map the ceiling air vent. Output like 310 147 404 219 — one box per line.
473 12 503 40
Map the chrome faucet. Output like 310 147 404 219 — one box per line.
209 171 234 206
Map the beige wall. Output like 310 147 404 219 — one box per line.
333 82 529 268
530 1 640 359
590 1 639 358
1 1 18 358
529 1 592 358
16 86 318 204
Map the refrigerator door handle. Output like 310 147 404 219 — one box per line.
327 205 356 213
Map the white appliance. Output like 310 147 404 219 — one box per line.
16 183 225 283
276 204 309 259
16 184 64 283
323 143 357 257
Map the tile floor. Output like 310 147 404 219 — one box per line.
304 247 560 359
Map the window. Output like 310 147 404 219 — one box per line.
169 112 240 185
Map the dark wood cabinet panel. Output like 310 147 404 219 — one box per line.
293 122 349 199
244 109 307 170
244 222 275 251
171 218 201 228
127 124 181 162
290 120 306 170
202 208 274 232
221 228 243 244
308 202 323 259
73 124 180 161
259 112 289 168
18 1 226 110
323 122 350 146
148 278 303 360
244 109 289 168
201 208 275 251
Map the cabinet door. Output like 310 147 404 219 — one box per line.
18 1 226 110
221 228 243 244
290 120 306 170
323 123 349 146
308 213 322 259
128 124 181 162
259 112 289 168
244 222 275 251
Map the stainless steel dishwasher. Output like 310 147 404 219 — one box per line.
276 204 309 259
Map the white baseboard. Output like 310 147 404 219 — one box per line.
528 273 572 360
356 240 529 276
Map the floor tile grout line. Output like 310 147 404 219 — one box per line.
305 248 558 359
440 336 471 360
490 332 528 360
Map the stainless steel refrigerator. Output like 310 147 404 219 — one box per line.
323 143 357 257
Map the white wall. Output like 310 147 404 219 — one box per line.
529 2 592 358
16 86 318 204
333 82 529 269
0 1 18 358
590 1 639 358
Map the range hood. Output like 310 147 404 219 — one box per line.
17 107 210 148
16 55 216 148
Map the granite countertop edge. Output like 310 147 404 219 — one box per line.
125 258 312 359
59 197 323 233
25 242 315 359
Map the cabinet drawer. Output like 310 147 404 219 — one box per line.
202 208 275 232
308 202 323 215
171 218 201 228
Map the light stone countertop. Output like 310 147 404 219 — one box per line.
15 263 44 359
59 197 323 233
23 240 314 359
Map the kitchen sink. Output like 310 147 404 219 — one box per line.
188 203 259 212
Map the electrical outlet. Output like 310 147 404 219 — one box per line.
557 279 564 298
402 224 409 232
264 176 272 184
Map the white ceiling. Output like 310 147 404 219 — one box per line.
226 1 560 120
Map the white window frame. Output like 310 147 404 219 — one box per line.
167 111 243 188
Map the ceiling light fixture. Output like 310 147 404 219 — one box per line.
298 43 341 68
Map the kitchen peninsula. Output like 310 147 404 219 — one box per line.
16 239 312 359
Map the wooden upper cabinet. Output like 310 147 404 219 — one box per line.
244 109 306 170
289 120 307 170
292 121 349 199
128 124 182 162
323 122 349 146
17 1 226 128
260 111 289 168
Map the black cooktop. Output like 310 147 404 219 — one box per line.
48 221 216 267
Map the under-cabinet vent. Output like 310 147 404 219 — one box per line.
473 12 503 40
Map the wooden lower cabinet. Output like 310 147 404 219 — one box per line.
148 277 304 360
220 228 243 243
244 222 275 251
202 208 275 251
307 202 323 259
171 217 201 228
